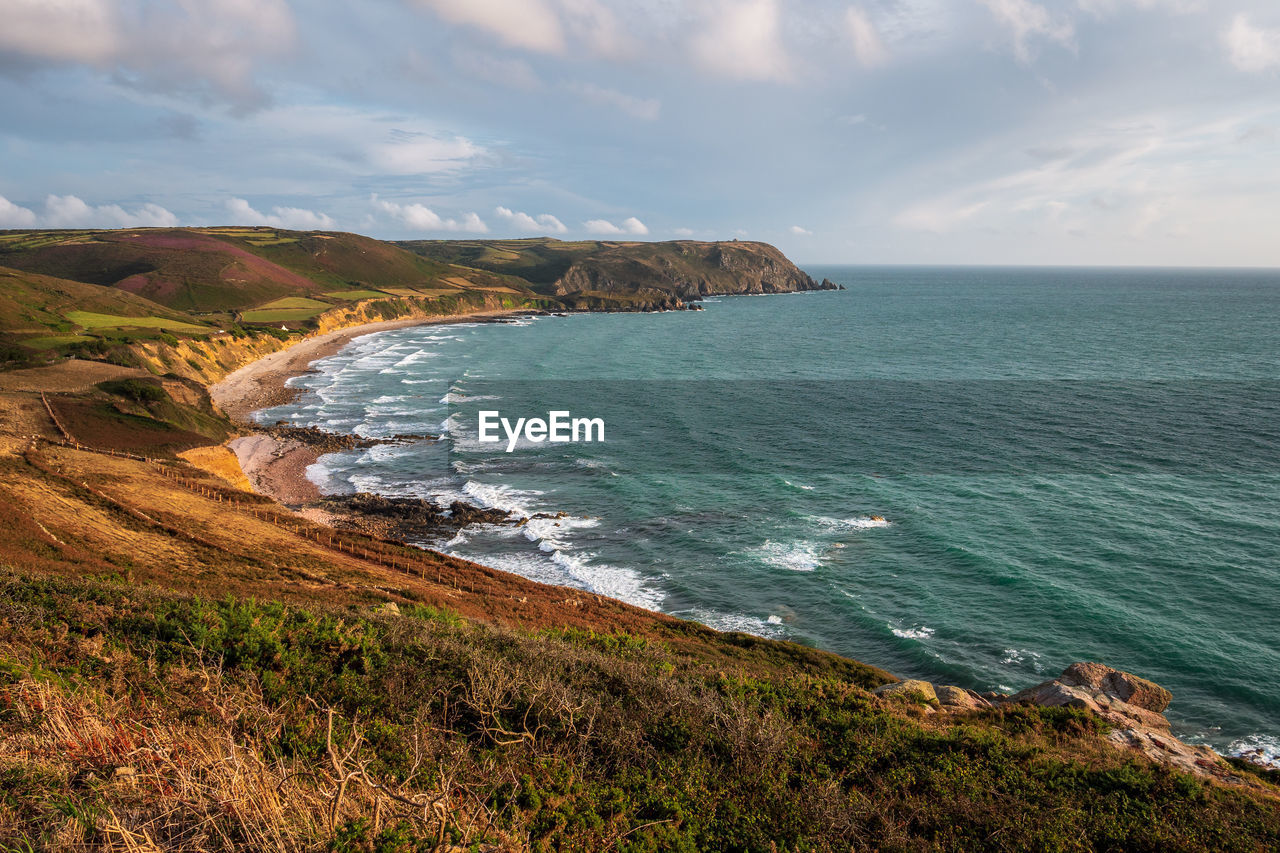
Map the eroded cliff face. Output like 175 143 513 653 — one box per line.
552 241 838 310
124 292 527 385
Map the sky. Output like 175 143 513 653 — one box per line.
2 0 1280 266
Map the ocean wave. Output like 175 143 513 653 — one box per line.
522 514 600 552
548 549 664 610
392 349 438 368
813 515 891 531
891 624 936 640
1228 734 1280 769
1000 648 1045 673
753 540 822 572
462 480 545 518
676 607 786 638
443 531 468 549
783 479 815 491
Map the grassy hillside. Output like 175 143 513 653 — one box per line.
398 238 615 289
0 229 551 372
0 228 536 317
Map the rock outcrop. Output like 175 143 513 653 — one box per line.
871 662 1254 784
552 241 840 310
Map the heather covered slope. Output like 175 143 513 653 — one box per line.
0 228 534 315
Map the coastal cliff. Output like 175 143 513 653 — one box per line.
398 236 841 311
550 240 840 310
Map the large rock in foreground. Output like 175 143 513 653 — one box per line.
1057 661 1172 712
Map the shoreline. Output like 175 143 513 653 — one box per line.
202 303 1274 777
210 308 533 423
212 307 532 509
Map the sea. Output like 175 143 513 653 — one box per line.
252 266 1280 764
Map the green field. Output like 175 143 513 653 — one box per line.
253 296 330 310
65 310 209 333
240 296 330 324
323 289 390 300
17 335 90 351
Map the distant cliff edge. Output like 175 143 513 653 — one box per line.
399 237 841 312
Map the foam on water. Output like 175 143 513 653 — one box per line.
753 540 823 572
813 515 892 531
1228 734 1280 769
891 624 936 640
675 607 786 638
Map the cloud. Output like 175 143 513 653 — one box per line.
0 194 179 229
0 196 38 228
373 195 488 233
846 7 889 68
889 109 1280 249
38 194 179 228
1223 15 1280 73
368 132 484 175
0 0 118 66
227 198 335 230
0 0 295 109
673 227 696 237
690 0 793 82
978 0 1074 62
584 216 649 235
789 225 813 235
413 0 565 54
495 206 568 234
567 82 660 120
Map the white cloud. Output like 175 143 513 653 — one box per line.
0 0 295 109
846 7 889 68
584 217 649 235
414 0 565 54
42 194 179 228
789 225 813 235
495 206 568 234
373 195 488 233
368 133 483 175
978 0 1074 63
567 82 660 120
1223 15 1280 73
673 227 696 237
0 196 38 228
0 194 178 229
690 0 793 82
227 198 334 230
0 0 118 65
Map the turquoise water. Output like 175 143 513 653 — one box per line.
256 267 1280 761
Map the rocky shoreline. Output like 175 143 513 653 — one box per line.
208 308 1273 785
873 662 1276 785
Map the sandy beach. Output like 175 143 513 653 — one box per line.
210 308 529 423
211 308 528 504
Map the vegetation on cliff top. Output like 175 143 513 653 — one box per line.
2 571 1278 852
0 228 825 370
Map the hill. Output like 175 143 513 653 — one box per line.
400 237 842 310
0 228 534 316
